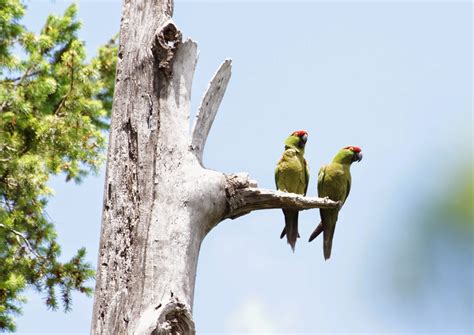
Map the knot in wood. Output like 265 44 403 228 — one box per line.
153 22 183 76
224 173 252 211
155 298 195 334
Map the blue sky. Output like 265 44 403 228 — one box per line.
16 1 472 333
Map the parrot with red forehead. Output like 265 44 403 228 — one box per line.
275 130 309 251
308 146 363 260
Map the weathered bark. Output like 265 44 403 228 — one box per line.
91 1 339 334
223 173 340 220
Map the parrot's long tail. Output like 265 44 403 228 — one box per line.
308 221 333 260
308 222 323 242
282 209 299 252
323 228 334 260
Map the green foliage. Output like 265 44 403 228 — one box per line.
444 166 473 231
391 166 474 300
0 0 117 331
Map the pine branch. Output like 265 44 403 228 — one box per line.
4 70 42 83
0 223 41 259
53 52 75 116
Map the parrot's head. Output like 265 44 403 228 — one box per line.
285 130 308 150
335 146 363 164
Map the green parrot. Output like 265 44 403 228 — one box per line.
275 130 310 251
308 146 363 260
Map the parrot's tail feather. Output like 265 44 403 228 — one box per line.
283 209 299 252
308 222 323 242
323 242 332 260
280 227 300 239
323 229 333 260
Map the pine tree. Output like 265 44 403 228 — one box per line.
0 1 116 331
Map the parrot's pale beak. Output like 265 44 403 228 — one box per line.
353 152 363 162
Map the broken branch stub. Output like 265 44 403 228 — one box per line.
191 59 232 162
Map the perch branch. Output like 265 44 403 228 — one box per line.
223 173 340 219
191 59 232 162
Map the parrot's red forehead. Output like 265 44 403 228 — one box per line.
344 146 362 153
292 130 308 137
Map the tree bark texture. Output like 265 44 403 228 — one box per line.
91 1 339 333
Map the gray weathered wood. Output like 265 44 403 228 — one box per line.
223 173 340 219
91 1 339 333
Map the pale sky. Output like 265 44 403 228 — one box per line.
16 1 472 334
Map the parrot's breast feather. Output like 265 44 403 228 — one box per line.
275 148 307 194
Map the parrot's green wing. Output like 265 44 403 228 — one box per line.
303 158 310 196
317 165 327 197
344 178 351 202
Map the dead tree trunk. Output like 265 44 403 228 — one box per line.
91 0 338 333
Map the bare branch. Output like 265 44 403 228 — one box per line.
223 173 340 219
0 223 41 258
190 59 232 162
4 70 42 83
0 64 36 113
